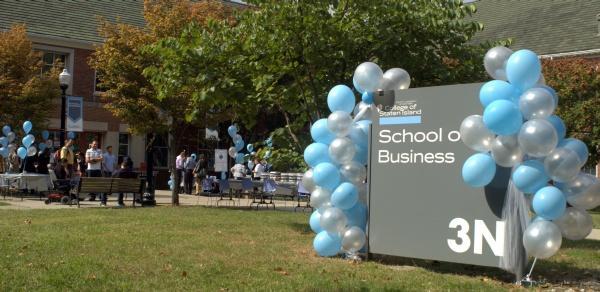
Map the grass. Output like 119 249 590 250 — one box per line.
0 206 598 291
0 201 8 206
591 210 600 229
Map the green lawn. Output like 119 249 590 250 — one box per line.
591 210 600 229
0 201 8 206
0 207 598 291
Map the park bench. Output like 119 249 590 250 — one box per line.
74 177 145 208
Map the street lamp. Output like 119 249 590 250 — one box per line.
58 69 72 148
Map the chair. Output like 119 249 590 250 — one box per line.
251 178 275 210
294 181 312 212
216 179 237 207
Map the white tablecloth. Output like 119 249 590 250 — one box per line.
0 173 53 191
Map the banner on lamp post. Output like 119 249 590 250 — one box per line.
66 96 83 132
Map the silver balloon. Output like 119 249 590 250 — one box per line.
329 137 356 164
7 132 15 142
536 74 546 85
310 187 331 209
341 226 367 253
460 115 494 152
353 62 383 92
519 88 555 120
490 135 523 167
543 148 581 183
340 161 367 185
380 68 410 91
353 102 377 122
317 201 332 214
559 173 600 210
228 147 237 158
302 169 316 193
320 207 348 234
522 220 562 259
483 46 513 80
518 119 558 157
357 182 368 204
554 207 593 240
27 146 37 157
327 111 353 137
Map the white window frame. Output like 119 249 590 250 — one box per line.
32 44 74 95
118 133 130 160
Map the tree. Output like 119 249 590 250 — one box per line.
0 24 60 133
89 0 234 205
543 58 600 166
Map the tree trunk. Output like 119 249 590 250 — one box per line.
277 104 302 151
169 126 180 206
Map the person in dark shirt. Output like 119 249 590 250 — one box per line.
112 161 138 207
54 159 69 180
20 154 37 173
36 149 50 174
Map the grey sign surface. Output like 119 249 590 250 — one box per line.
367 83 510 267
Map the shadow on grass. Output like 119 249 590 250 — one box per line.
287 222 312 235
561 238 600 250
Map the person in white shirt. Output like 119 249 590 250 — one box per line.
230 163 246 179
102 145 117 177
85 140 104 205
252 158 265 180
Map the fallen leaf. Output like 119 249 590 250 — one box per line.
164 264 173 272
24 219 31 225
182 271 187 277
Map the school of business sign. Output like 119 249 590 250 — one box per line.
368 83 516 268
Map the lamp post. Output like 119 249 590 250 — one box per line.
58 69 72 148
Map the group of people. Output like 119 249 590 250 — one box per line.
175 150 207 195
230 158 268 180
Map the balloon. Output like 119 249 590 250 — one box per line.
558 138 588 166
0 147 8 158
506 49 541 90
483 46 513 80
353 101 377 122
313 231 341 257
320 207 348 234
246 144 254 153
518 119 558 157
310 119 336 145
328 137 356 164
27 146 37 157
313 162 341 191
303 143 332 168
221 171 227 180
483 100 523 135
22 135 34 148
479 80 520 108
490 135 523 167
309 211 323 234
227 125 237 138
2 125 10 136
532 186 566 220
353 144 368 165
41 130 49 140
339 161 367 185
310 187 331 209
67 131 75 140
523 220 562 259
460 115 494 152
233 134 242 143
0 137 7 147
22 121 32 134
327 111 353 137
234 139 244 152
302 169 317 193
512 160 549 194
543 147 581 183
341 226 366 253
356 120 371 136
327 85 355 114
228 147 237 158
352 77 365 94
317 202 332 215
235 153 244 164
536 85 558 108
247 161 255 170
557 173 600 210
518 87 555 120
536 74 545 85
331 182 358 210
17 147 27 159
380 68 410 91
554 207 593 240
461 153 496 188
348 123 368 148
362 92 374 104
344 201 367 230
546 115 566 142
353 62 383 92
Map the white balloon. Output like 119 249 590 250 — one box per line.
460 115 494 152
554 207 593 240
27 146 37 157
328 137 356 164
518 119 558 157
559 173 600 210
340 161 367 185
380 68 410 91
523 220 562 259
353 62 383 92
327 111 353 137
543 148 581 183
519 88 556 120
302 169 316 193
484 46 513 80
491 135 523 167
228 147 237 158
310 187 331 209
341 226 366 253
320 207 348 234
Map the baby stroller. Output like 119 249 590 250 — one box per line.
44 170 78 205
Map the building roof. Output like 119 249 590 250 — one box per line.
0 0 245 45
470 0 600 56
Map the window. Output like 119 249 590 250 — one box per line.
118 133 129 164
40 51 68 74
150 134 169 168
94 70 106 93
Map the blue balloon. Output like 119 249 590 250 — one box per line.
310 119 335 145
234 139 244 152
313 162 340 191
344 201 367 230
67 131 75 140
38 142 47 152
22 135 33 148
313 231 341 257
362 92 374 104
309 211 323 234
168 180 173 186
0 147 8 158
2 125 11 136
17 147 27 159
462 153 496 187
353 78 365 94
348 123 368 148
0 137 7 147
353 144 368 165
558 138 588 164
506 49 541 90
235 153 244 164
327 85 355 114
532 186 566 220
227 125 237 138
221 171 227 180
546 115 566 142
356 120 371 136
479 80 520 107
22 121 32 134
246 143 254 153
331 182 358 210
483 100 523 135
512 160 549 194
303 143 332 168
536 85 558 108
41 130 49 140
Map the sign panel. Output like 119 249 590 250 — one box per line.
66 96 83 132
214 149 228 172
368 83 512 267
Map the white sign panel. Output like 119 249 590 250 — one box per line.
214 149 228 172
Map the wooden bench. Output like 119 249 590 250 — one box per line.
75 177 144 208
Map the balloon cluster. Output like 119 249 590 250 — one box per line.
461 47 599 259
304 62 411 257
227 125 246 165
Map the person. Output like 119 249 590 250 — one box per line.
54 158 69 180
85 140 104 205
20 153 37 173
184 154 197 195
175 150 186 193
252 158 265 180
112 161 138 208
193 154 207 195
8 146 20 173
102 145 116 177
230 162 246 179
36 148 50 174
60 139 75 175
